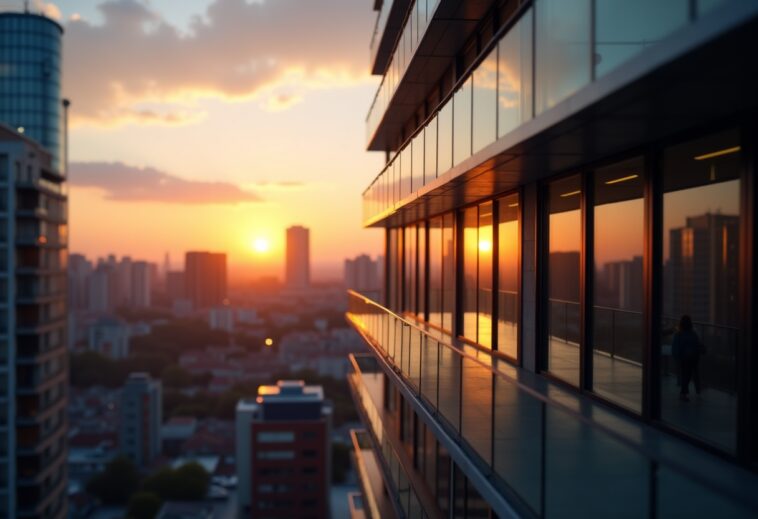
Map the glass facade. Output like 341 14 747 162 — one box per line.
363 2 740 225
0 14 64 171
356 1 758 517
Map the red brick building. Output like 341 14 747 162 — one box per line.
236 380 332 518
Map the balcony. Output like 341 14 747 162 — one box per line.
362 1 758 226
346 290 758 518
350 428 397 519
370 0 413 75
348 353 437 518
366 0 495 151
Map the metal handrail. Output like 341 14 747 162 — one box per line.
347 289 758 512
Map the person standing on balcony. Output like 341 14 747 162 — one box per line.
672 315 703 402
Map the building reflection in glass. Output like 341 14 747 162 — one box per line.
661 130 741 452
547 175 582 386
593 157 645 411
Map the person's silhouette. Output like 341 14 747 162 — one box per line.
671 315 702 402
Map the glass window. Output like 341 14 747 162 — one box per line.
462 207 478 342
388 228 403 311
405 225 417 315
593 157 644 412
425 117 438 181
453 77 472 166
535 0 590 114
417 224 427 320
438 101 453 174
412 132 425 190
478 202 494 349
595 0 688 78
547 175 582 386
472 47 497 154
660 130 741 453
429 217 443 327
498 8 533 138
497 194 520 359
401 145 412 199
442 212 456 332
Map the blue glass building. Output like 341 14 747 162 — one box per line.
0 13 63 171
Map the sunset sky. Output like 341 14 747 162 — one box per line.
22 0 385 281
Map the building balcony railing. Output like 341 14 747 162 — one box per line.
366 0 439 143
348 354 435 518
350 428 396 519
362 1 756 226
346 290 758 518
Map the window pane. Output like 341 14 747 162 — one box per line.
462 207 478 342
453 77 472 166
547 175 582 386
478 202 494 349
425 117 438 181
593 157 644 412
535 0 590 113
412 132 424 190
497 193 519 359
498 8 533 138
388 228 401 311
472 47 497 154
660 130 741 453
595 0 688 77
438 101 453 173
442 212 456 332
405 225 417 315
429 217 443 327
417 224 427 320
401 145 412 199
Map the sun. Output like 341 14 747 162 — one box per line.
252 237 270 254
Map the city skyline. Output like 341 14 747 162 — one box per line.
8 0 384 280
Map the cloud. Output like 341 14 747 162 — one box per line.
63 0 375 126
69 161 263 204
34 0 61 20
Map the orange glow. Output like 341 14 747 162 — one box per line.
264 338 274 347
479 239 492 253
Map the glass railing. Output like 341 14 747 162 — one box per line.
346 290 758 518
363 0 741 224
348 354 431 519
366 0 440 143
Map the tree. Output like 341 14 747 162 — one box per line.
86 457 140 504
161 365 192 388
127 492 162 519
142 462 210 501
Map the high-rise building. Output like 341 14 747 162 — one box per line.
120 373 162 468
131 260 152 309
344 254 381 294
88 264 112 313
68 253 92 311
348 2 758 517
285 226 310 289
0 10 68 518
185 252 227 310
166 270 186 301
236 380 332 518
